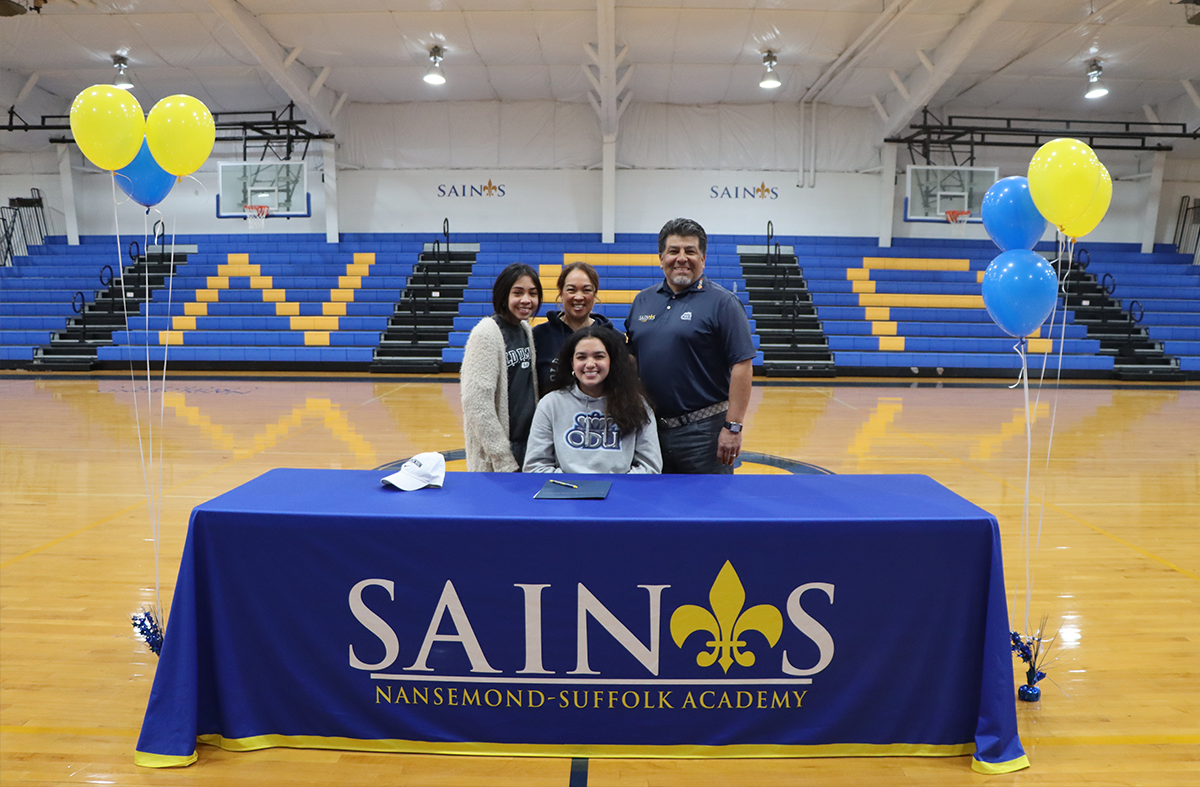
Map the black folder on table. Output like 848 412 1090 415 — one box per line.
533 479 612 500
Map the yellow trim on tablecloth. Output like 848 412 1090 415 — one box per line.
134 749 197 768
972 754 1030 774
188 732 978 761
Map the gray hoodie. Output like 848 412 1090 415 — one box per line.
522 385 662 474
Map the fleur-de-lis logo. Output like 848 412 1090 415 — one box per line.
755 181 771 198
482 179 498 196
670 561 782 673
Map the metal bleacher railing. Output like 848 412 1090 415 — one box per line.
2 188 49 266
1174 196 1200 265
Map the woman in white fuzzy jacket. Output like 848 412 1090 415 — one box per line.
461 263 543 472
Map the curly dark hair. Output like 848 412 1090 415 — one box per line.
548 325 651 435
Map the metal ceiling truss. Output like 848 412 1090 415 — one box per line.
888 109 1200 167
5 102 332 162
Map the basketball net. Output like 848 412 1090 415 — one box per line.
945 209 970 237
244 204 269 231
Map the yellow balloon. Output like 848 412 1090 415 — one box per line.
69 85 145 171
1060 165 1112 239
145 95 216 177
1027 138 1103 230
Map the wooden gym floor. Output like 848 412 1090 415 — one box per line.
1 372 1197 787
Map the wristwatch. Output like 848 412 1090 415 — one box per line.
723 421 743 433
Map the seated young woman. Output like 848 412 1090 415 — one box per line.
523 325 661 474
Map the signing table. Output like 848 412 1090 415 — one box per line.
136 470 1027 774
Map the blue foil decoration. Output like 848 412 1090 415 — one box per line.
132 608 163 656
1011 624 1053 702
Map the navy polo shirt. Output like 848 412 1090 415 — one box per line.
626 277 755 419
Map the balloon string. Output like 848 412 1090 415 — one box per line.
1017 336 1033 636
154 214 179 624
1031 236 1073 575
113 176 159 629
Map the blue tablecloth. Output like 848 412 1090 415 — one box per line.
136 470 1027 774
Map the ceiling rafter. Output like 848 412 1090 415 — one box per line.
881 0 1016 139
206 0 338 136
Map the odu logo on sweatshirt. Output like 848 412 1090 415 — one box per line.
566 411 621 450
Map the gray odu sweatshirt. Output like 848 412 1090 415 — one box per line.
522 385 662 474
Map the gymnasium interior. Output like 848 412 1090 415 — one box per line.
1 1 1198 785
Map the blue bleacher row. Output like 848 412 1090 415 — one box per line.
3 233 1199 375
98 346 373 363
125 316 389 331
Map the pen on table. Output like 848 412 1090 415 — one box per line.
549 479 578 489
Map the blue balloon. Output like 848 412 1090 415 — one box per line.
981 176 1048 251
114 138 176 208
981 249 1059 337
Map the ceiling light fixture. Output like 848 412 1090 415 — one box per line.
112 54 134 89
1084 59 1108 99
759 51 781 89
424 45 446 86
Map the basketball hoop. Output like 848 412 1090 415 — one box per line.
944 210 971 224
243 204 269 231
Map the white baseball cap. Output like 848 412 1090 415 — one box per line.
381 452 446 491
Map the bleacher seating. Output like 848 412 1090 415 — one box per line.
2 232 1196 379
0 235 111 365
799 246 1110 374
1081 249 1200 373
99 235 420 366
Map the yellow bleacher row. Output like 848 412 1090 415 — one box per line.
154 253 379 345
561 253 662 266
539 263 639 305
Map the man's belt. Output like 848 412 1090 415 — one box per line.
657 401 729 429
